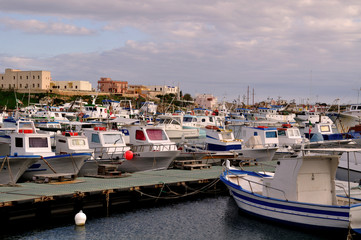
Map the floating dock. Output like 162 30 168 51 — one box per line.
0 163 277 226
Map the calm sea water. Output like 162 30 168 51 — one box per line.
1 196 347 240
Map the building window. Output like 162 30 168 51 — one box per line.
20 84 22 88
75 86 78 89
1 76 3 80
20 76 22 79
38 75 40 79
64 86 67 89
13 76 15 80
33 84 35 88
33 76 35 79
38 84 40 87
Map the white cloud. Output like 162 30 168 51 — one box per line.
0 17 94 35
1 0 361 103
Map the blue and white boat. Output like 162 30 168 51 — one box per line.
205 125 242 152
220 155 361 235
304 122 355 148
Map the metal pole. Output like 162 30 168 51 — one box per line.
347 152 350 208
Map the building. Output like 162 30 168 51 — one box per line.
97 78 128 94
146 85 180 97
194 94 218 109
50 80 92 91
127 85 150 95
0 68 51 90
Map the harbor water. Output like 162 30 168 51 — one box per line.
1 196 347 240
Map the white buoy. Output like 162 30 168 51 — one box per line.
75 210 87 226
226 159 231 169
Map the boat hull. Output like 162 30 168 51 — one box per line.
118 150 180 172
220 173 351 230
21 153 91 180
239 147 277 162
0 155 41 184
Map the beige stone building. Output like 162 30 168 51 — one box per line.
146 85 180 98
50 80 92 91
0 68 51 90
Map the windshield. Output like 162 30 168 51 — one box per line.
103 134 124 144
29 137 48 148
71 139 86 146
146 129 168 140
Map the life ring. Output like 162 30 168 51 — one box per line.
191 111 195 115
205 125 219 130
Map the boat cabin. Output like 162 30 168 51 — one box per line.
239 126 279 148
55 131 93 155
263 155 338 205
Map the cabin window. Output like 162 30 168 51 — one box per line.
320 125 330 132
254 132 258 136
58 139 66 143
209 117 213 122
358 106 361 110
103 134 123 144
222 132 233 140
91 134 100 143
15 138 23 147
146 129 167 140
29 137 48 148
136 130 146 141
72 139 86 146
265 131 277 138
201 118 206 122
278 130 286 136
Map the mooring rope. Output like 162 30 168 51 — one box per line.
134 178 221 200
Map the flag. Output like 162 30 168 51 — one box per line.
16 99 23 105
308 120 312 137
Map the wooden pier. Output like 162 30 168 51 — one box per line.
0 163 277 227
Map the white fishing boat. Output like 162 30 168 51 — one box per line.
275 124 305 158
303 122 355 148
82 126 131 160
254 107 297 124
0 155 41 185
0 120 91 180
156 114 200 140
123 124 180 172
337 104 361 133
220 155 361 235
231 126 278 162
295 110 333 127
205 125 242 152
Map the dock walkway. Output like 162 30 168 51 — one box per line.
0 164 277 225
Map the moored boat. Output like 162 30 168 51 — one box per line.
220 155 361 235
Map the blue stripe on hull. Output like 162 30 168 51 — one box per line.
231 190 349 217
207 143 242 151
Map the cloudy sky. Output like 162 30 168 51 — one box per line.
1 0 361 104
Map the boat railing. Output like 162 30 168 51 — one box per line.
93 146 129 159
224 167 288 200
335 182 349 198
130 143 177 152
